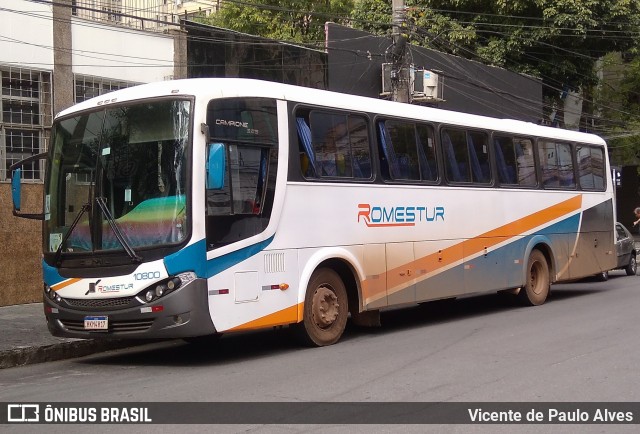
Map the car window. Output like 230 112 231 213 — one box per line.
616 224 628 241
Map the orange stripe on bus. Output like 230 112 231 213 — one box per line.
363 195 583 303
228 303 302 332
52 278 82 291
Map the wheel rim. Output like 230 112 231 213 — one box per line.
311 286 340 329
530 261 544 295
632 257 637 273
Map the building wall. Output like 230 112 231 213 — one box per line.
0 0 54 66
0 184 44 305
72 18 175 83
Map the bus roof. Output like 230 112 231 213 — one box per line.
57 78 605 146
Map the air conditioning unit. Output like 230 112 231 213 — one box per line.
412 69 444 102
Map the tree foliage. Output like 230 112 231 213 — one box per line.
201 0 354 46
595 54 640 164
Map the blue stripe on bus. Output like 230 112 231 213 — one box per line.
205 237 274 278
164 239 207 277
42 260 65 287
164 237 274 279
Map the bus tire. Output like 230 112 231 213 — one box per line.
519 249 550 306
296 268 348 347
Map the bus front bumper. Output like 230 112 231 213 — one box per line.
43 279 217 339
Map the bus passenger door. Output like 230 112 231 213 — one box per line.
386 242 415 305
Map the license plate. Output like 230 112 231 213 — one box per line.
84 316 108 331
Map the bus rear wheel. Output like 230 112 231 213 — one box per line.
519 249 550 306
296 268 348 347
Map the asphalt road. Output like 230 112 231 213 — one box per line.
1 271 640 433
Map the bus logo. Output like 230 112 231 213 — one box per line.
357 203 445 227
85 279 101 295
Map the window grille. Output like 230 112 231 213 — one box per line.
74 75 138 103
0 66 51 182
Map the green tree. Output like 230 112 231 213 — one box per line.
595 54 640 165
201 0 354 46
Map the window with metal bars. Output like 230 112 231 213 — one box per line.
74 74 137 103
0 67 51 182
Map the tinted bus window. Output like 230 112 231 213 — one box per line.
442 129 471 183
494 136 536 187
468 131 490 183
442 128 489 184
207 98 278 145
539 141 575 189
296 111 371 179
378 120 437 182
577 144 605 190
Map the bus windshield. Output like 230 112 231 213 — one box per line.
44 99 190 256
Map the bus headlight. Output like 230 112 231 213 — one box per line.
155 285 165 297
137 272 196 304
44 284 62 303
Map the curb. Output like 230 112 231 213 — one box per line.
0 340 145 369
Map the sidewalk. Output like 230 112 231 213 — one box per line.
0 303 144 369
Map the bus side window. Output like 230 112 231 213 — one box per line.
539 140 575 189
296 117 316 177
300 110 372 180
416 124 437 182
442 129 470 183
494 136 517 185
514 138 536 186
467 131 490 184
379 120 438 182
577 144 605 190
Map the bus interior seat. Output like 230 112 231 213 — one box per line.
378 123 402 179
443 132 463 182
494 140 515 184
416 133 433 180
296 117 316 176
467 134 486 182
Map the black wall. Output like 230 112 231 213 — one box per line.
184 21 543 123
326 23 543 122
185 21 327 89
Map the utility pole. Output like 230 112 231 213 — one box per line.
391 0 409 103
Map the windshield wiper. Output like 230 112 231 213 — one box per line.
95 196 142 263
54 202 92 266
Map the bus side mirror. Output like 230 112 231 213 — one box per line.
206 143 226 190
9 152 48 220
11 168 22 211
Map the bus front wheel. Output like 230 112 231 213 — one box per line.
296 268 348 347
519 250 550 306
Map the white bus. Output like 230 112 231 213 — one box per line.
11 78 615 346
